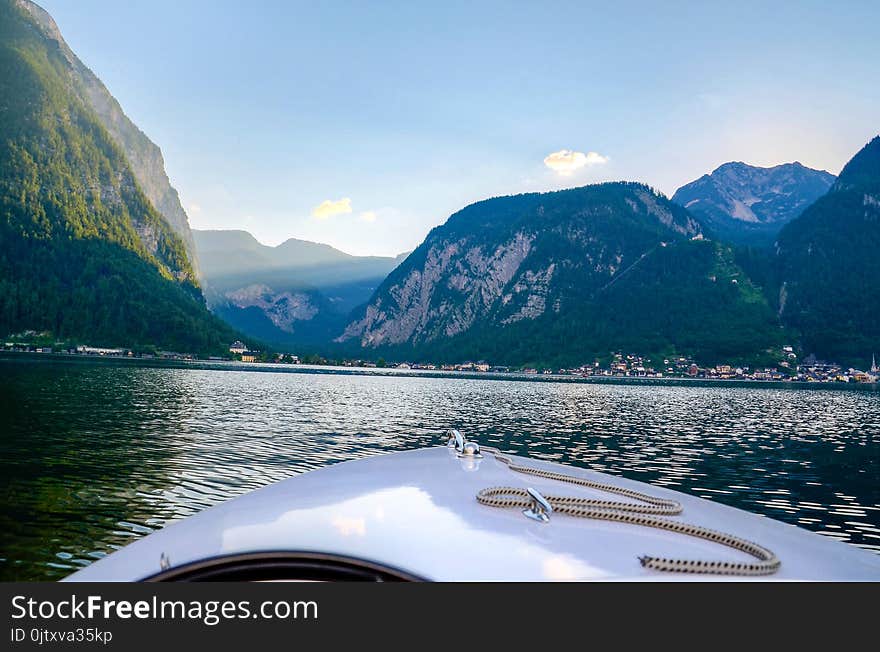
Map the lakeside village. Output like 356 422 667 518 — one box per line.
4 333 880 384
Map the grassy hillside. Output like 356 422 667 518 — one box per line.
776 136 880 367
0 1 237 353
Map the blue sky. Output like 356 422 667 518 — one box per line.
39 0 880 256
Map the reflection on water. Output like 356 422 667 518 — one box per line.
1 358 878 580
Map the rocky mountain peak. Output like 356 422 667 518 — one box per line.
672 160 835 245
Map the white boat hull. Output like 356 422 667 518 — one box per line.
65 446 880 581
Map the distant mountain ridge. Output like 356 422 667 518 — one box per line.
16 0 201 277
672 161 835 246
338 182 781 365
195 229 405 281
193 229 406 348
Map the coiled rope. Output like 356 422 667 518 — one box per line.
477 448 780 576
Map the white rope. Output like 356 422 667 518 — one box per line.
477 447 780 576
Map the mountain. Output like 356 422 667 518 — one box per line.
15 0 200 276
672 162 835 246
338 182 782 366
0 0 236 353
193 229 405 348
776 136 880 366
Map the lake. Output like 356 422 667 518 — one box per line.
1 355 878 580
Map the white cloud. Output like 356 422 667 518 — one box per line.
543 149 609 175
359 210 377 223
312 197 353 219
188 203 202 215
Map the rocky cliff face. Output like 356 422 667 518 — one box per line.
672 161 835 245
223 284 320 333
16 0 200 278
193 229 405 347
339 182 703 348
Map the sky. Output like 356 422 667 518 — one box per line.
38 0 880 257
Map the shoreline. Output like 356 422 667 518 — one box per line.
2 350 877 392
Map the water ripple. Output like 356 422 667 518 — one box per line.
0 359 878 579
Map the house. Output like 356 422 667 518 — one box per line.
76 345 126 356
229 340 248 354
241 353 257 363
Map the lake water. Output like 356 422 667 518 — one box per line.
1 356 878 580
